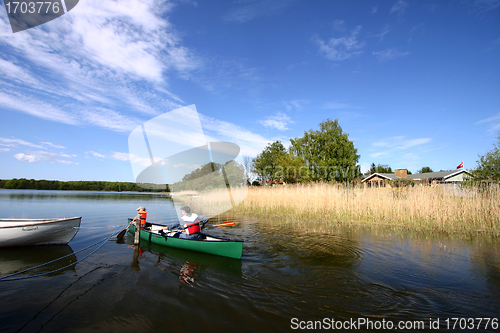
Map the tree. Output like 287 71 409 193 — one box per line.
417 166 434 173
290 119 360 181
473 134 500 182
275 153 307 183
180 162 223 183
368 163 376 174
366 163 409 175
252 141 287 182
242 156 253 184
379 165 392 173
173 162 236 191
377 164 392 173
222 160 246 187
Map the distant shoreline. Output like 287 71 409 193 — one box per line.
0 178 170 193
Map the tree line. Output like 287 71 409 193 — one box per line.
251 118 361 183
2 128 497 191
366 164 430 174
248 119 500 184
0 178 170 192
171 161 246 192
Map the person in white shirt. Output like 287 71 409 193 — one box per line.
178 206 202 240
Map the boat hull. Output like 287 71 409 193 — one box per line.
128 223 243 259
0 217 82 247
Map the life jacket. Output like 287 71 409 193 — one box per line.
182 213 200 235
185 221 200 235
138 211 147 225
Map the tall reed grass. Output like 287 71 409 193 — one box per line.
186 183 500 237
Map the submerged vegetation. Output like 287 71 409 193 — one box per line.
185 183 500 237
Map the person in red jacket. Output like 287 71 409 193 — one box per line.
178 206 202 240
134 206 148 229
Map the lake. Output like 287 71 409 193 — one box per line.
0 189 499 332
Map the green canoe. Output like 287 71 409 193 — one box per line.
128 222 243 260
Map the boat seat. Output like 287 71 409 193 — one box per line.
150 225 163 232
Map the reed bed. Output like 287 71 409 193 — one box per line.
186 183 500 237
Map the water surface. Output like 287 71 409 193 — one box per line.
0 190 499 332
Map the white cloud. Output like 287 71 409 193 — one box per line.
88 151 106 158
0 148 11 152
0 58 40 87
390 0 408 15
371 136 431 158
472 0 500 12
14 153 38 163
200 114 272 157
43 0 194 82
41 142 66 149
313 26 365 61
0 137 45 149
173 163 201 169
190 58 264 94
0 90 140 132
374 136 431 149
80 107 139 132
223 0 294 23
410 23 425 34
373 48 410 62
259 112 292 131
0 91 79 125
370 151 390 158
332 19 346 32
111 152 155 167
0 0 200 133
284 99 308 112
14 151 78 164
475 112 500 132
399 138 432 149
372 26 391 42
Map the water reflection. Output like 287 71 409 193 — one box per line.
0 245 76 279
129 245 147 271
125 238 243 289
233 218 500 325
179 261 197 285
469 243 500 293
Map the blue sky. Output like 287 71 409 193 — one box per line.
0 0 499 182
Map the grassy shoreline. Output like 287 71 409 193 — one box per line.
185 184 500 237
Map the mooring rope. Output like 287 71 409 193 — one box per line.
0 225 126 282
73 225 124 229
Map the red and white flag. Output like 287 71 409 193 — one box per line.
457 161 464 169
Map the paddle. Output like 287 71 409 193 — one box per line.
199 219 209 230
157 218 210 234
161 219 231 232
117 219 134 240
213 221 235 227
